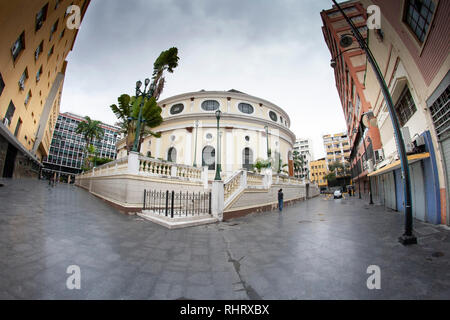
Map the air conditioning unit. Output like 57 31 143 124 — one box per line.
413 134 426 147
401 127 414 153
367 159 374 173
374 149 384 162
2 118 9 126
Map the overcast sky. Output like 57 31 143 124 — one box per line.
61 0 347 159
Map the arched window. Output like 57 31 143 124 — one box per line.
201 100 219 111
242 147 253 171
167 147 177 163
238 103 254 114
269 111 278 122
202 146 215 170
170 103 184 115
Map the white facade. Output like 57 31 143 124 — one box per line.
293 138 313 178
118 90 296 180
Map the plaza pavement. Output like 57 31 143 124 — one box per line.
0 178 449 300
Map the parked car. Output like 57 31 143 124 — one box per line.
333 189 343 199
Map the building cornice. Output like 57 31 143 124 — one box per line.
158 91 292 125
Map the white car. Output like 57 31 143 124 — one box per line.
333 190 343 199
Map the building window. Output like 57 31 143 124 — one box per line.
395 86 417 126
49 19 59 41
36 66 43 82
242 147 253 171
35 41 44 61
269 111 278 122
404 0 435 43
206 133 213 141
24 90 32 106
59 29 65 40
0 73 5 96
11 32 25 61
170 103 184 115
167 147 177 162
19 68 28 91
55 0 61 9
14 118 22 137
429 85 449 140
202 146 215 170
201 100 219 111
36 3 49 31
48 45 54 58
4 101 16 126
238 103 254 114
245 135 250 142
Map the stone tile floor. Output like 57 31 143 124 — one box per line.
0 179 449 299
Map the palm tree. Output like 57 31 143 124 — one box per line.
293 151 304 178
110 47 179 154
75 116 104 169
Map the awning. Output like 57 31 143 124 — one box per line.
367 152 430 177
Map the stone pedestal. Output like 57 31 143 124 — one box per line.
128 152 140 175
211 180 224 221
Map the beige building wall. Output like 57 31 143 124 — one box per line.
360 0 449 193
0 0 90 164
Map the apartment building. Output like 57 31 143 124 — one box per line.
42 112 120 182
293 138 314 179
320 2 383 197
0 0 90 178
322 132 351 169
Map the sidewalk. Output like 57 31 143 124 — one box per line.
0 179 449 299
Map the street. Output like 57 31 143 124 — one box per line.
0 179 449 299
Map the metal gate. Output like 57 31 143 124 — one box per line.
143 190 211 218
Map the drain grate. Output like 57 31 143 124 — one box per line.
432 252 444 258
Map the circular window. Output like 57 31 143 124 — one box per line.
201 100 219 111
206 133 213 140
238 103 254 114
245 136 250 142
269 111 278 122
170 103 184 115
170 135 176 142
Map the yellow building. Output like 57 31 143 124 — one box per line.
0 0 90 178
310 158 328 188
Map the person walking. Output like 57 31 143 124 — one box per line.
278 189 284 212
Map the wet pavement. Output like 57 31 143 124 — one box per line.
0 178 449 299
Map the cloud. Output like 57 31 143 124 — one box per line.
61 0 346 159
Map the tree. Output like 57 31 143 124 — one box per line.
328 160 351 177
75 116 104 169
253 158 270 173
110 47 180 154
293 151 305 178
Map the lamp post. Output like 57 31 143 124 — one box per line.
132 78 155 153
264 125 271 167
353 115 374 205
331 0 416 245
193 120 199 167
214 110 222 181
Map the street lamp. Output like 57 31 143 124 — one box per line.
331 0 416 245
264 125 271 168
193 120 199 167
353 111 376 205
330 46 361 68
214 110 222 181
132 78 155 153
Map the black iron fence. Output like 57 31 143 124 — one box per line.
143 190 211 218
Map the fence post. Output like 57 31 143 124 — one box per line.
211 180 224 221
171 165 177 177
143 189 147 210
171 191 175 218
165 190 169 216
